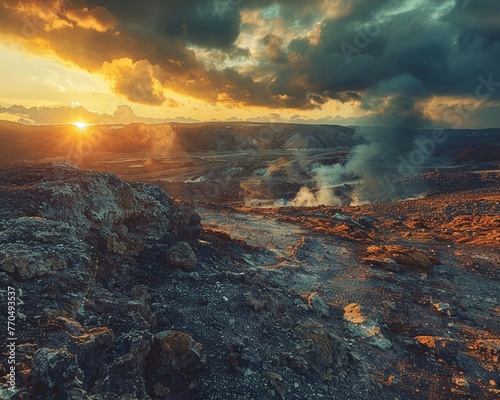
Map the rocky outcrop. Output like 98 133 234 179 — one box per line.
148 331 204 375
0 163 379 400
1 163 199 264
145 331 205 396
0 164 204 398
363 244 440 272
0 163 200 280
30 347 87 399
166 242 198 270
0 217 88 279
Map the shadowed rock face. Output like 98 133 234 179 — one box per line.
0 163 204 398
0 162 201 280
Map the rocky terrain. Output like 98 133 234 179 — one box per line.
0 123 499 400
0 163 382 399
1 165 499 400
196 176 500 399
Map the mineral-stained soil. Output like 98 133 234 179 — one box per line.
195 181 500 400
0 161 499 400
243 171 500 248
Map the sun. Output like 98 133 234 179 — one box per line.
71 121 89 129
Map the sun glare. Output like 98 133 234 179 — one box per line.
72 121 89 129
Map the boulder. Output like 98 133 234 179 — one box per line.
166 242 198 270
343 303 391 350
363 244 440 272
30 347 88 399
308 293 330 317
147 331 204 376
243 292 265 311
294 322 333 371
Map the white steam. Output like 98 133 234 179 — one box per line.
288 125 422 206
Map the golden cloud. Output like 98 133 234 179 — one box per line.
0 1 317 109
3 0 72 32
102 58 166 105
66 7 117 32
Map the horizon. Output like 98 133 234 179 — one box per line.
2 116 499 131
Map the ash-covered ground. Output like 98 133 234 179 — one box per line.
0 122 499 399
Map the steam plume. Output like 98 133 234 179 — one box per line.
291 74 431 206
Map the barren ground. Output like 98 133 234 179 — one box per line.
0 122 499 399
80 149 500 399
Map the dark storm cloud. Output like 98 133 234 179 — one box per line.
261 34 287 63
1 0 499 122
445 0 500 46
84 0 241 49
265 0 500 112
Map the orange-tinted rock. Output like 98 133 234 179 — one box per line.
364 244 440 272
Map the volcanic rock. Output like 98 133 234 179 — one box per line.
288 236 323 261
148 331 204 375
308 293 330 317
265 372 286 399
166 242 198 270
0 163 389 399
0 217 88 279
294 322 333 371
471 339 500 364
30 347 88 399
0 162 200 252
363 244 440 272
433 302 452 317
343 303 391 350
243 292 265 311
0 164 204 398
144 331 204 396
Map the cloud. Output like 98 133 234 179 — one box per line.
0 104 195 125
0 0 499 126
0 104 104 125
2 0 72 32
444 0 500 46
1 100 498 129
261 34 287 63
66 7 117 32
102 58 166 105
287 0 500 105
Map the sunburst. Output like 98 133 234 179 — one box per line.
71 121 89 129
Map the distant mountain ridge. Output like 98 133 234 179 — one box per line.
0 121 358 165
0 120 499 166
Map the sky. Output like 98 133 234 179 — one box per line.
0 0 499 127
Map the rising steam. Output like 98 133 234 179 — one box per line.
289 74 432 206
